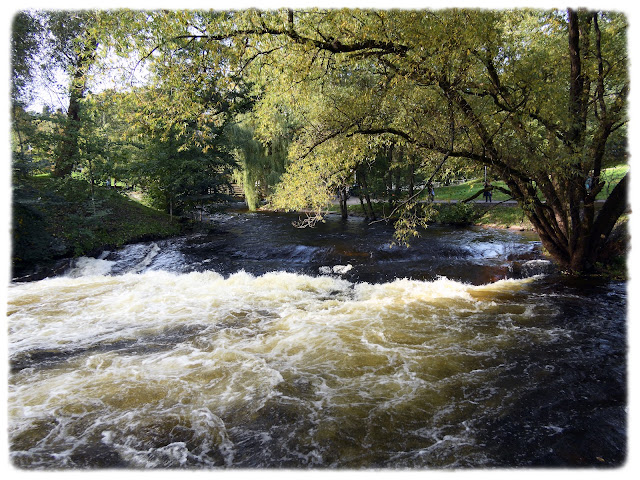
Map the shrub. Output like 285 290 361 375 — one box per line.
434 203 480 225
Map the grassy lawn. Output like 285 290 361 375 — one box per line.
474 205 534 230
434 179 512 202
433 165 627 202
597 165 628 200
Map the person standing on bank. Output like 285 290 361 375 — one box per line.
484 181 492 202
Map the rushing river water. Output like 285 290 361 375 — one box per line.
7 211 627 468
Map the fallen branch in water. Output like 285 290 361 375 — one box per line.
292 212 325 228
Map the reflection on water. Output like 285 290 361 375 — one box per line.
7 212 626 468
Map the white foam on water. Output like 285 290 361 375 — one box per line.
8 269 557 468
131 242 161 272
65 256 115 277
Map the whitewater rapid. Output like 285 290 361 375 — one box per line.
8 265 572 468
7 216 626 468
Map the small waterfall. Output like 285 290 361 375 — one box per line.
66 256 115 277
131 243 161 273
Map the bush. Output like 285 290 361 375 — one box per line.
433 202 481 225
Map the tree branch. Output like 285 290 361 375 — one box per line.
589 171 628 255
170 15 409 57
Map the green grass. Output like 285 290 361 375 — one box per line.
12 175 184 268
474 205 534 230
434 179 512 202
597 165 628 200
434 165 628 202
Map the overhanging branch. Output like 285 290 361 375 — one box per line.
165 10 409 58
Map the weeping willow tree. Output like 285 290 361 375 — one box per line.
228 120 290 210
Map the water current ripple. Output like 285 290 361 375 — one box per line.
7 212 626 469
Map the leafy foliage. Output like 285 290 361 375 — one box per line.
227 117 291 210
10 7 629 273
222 8 628 272
433 203 481 227
11 11 43 104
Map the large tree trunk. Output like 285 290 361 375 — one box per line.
583 172 628 270
338 186 349 220
516 169 628 273
53 39 97 178
52 85 82 177
486 10 626 274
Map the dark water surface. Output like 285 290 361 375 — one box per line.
7 211 626 468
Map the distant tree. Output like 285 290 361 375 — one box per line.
11 11 43 106
227 120 290 210
35 10 146 178
11 107 62 178
71 90 143 209
39 11 101 177
11 11 44 175
134 123 236 218
116 10 257 217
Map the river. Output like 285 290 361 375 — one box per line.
7 211 627 468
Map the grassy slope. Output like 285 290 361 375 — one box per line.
12 175 183 269
473 205 534 230
434 165 628 203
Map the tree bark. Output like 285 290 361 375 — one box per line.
359 168 376 220
53 84 82 177
567 9 586 149
53 38 97 177
586 172 629 267
338 186 349 220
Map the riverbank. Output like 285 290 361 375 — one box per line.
325 200 535 230
321 200 627 279
11 176 187 279
11 177 626 282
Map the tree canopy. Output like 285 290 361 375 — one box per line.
11 7 629 273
